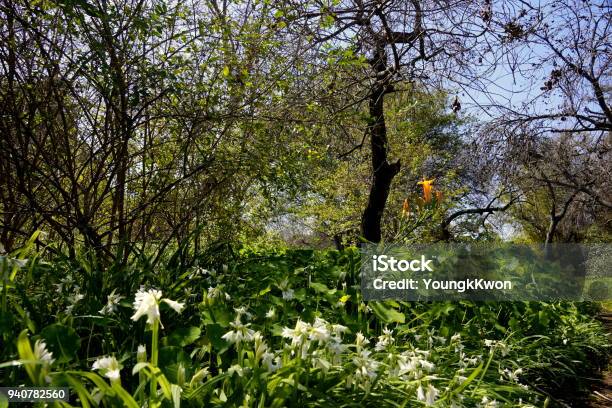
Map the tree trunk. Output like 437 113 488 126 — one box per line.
361 83 401 242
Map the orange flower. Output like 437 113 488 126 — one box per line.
402 198 410 216
417 178 435 203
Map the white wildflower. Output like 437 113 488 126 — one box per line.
234 306 252 320
222 319 256 345
99 289 124 315
309 317 331 343
278 279 294 300
397 354 419 377
501 367 523 382
265 307 276 319
281 320 310 348
66 287 84 314
355 332 369 350
331 324 348 336
327 340 348 363
282 288 294 300
190 367 210 385
417 385 426 402
92 356 122 381
479 396 499 408
136 345 147 363
252 332 268 361
420 359 435 372
131 288 184 326
425 384 439 405
484 339 509 356
375 327 394 351
33 340 54 366
206 286 221 299
261 352 281 372
227 364 244 377
353 349 379 382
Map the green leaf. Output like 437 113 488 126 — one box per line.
309 282 331 294
111 381 140 408
204 323 227 351
0 310 14 336
369 302 405 324
16 330 36 383
167 326 201 347
40 323 81 363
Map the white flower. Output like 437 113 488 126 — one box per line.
65 288 84 314
309 317 331 343
420 359 435 372
222 319 255 345
353 349 379 382
162 298 185 313
262 352 281 372
99 289 124 315
190 367 210 386
358 302 372 314
425 384 439 405
282 288 294 300
227 364 244 377
131 288 162 323
479 396 499 408
131 288 184 326
417 385 425 402
375 327 394 351
501 367 523 382
327 340 348 362
33 340 54 366
355 332 369 350
484 339 509 356
234 306 252 320
136 345 147 363
206 286 221 299
281 320 310 347
331 324 348 336
416 383 439 406
265 307 276 319
397 354 418 377
252 332 268 361
92 356 122 381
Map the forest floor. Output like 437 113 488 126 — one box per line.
587 312 612 407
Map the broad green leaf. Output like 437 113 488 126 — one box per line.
167 326 201 347
40 324 81 363
369 302 405 324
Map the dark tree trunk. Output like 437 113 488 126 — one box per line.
361 80 401 243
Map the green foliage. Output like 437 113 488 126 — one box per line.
1 242 609 406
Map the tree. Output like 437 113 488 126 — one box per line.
289 0 515 242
